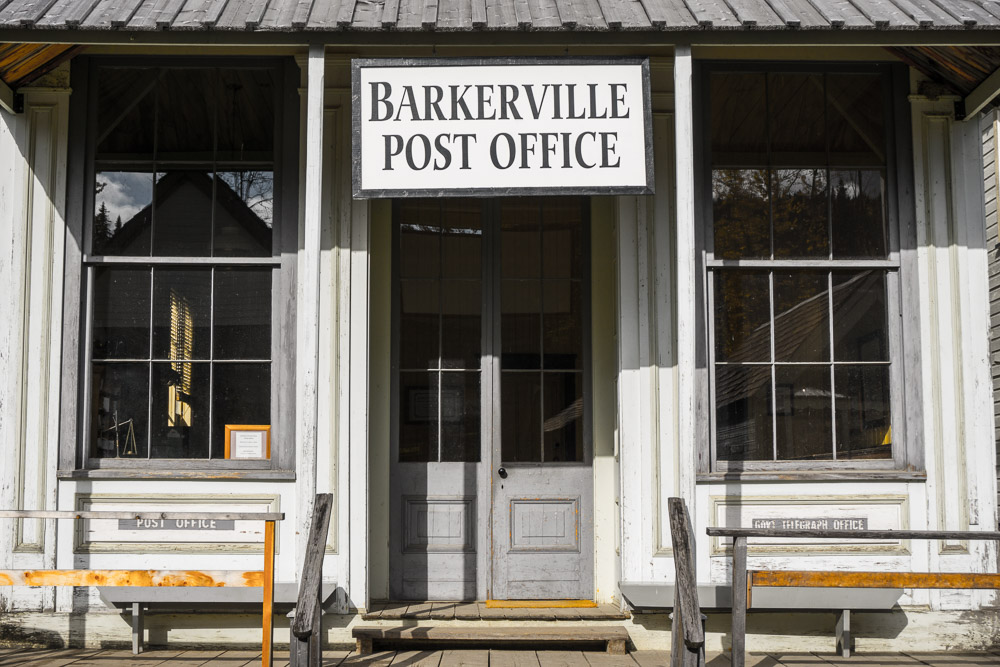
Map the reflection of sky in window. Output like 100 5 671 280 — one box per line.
217 171 273 227
96 171 153 224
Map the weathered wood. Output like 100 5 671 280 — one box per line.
131 602 143 655
0 510 284 520
263 520 276 667
751 570 1000 589
707 527 1000 541
836 609 850 658
351 626 630 654
489 650 541 667
667 498 703 649
292 493 334 639
438 650 489 667
0 569 263 587
731 536 748 667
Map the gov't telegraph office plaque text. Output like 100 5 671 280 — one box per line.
352 58 654 198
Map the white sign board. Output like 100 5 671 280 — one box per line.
352 58 653 198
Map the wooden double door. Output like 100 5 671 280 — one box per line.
389 197 593 601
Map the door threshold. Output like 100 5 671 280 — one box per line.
485 599 597 609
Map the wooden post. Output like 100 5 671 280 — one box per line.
836 609 851 658
131 602 143 655
263 519 276 667
731 536 747 667
667 498 705 667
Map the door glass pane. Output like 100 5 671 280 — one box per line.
774 271 829 363
92 267 151 360
543 372 583 462
712 169 770 260
151 361 209 458
441 201 482 279
400 202 441 278
710 71 767 165
440 371 481 462
714 270 770 363
835 364 892 460
543 281 582 370
772 168 829 259
541 200 582 279
832 271 888 361
831 170 887 258
215 170 274 257
212 362 270 459
400 371 438 462
153 170 213 256
775 364 833 460
441 280 480 369
501 203 540 278
94 170 154 256
715 365 773 461
214 268 272 359
152 268 211 361
501 280 541 369
91 362 149 458
400 279 440 370
501 371 541 463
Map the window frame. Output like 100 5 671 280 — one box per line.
695 60 924 477
60 55 299 478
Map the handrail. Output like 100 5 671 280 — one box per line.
708 527 1000 541
711 525 1000 667
290 493 333 667
667 498 705 667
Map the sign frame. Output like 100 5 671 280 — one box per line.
225 424 271 460
351 56 654 199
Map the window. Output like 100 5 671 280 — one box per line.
394 198 589 464
704 64 907 470
80 59 291 469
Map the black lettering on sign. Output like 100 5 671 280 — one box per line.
118 519 237 531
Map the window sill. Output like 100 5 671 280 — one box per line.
57 469 297 481
697 470 926 483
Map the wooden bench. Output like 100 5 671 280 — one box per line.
708 526 1000 667
0 510 282 665
351 626 630 655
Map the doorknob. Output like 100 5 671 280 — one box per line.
497 467 508 479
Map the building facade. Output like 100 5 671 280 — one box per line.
2 3 1000 651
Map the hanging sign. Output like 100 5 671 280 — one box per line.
352 57 654 198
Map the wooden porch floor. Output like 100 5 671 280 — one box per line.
361 603 629 621
3 649 1000 666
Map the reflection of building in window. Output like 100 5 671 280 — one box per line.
168 288 193 429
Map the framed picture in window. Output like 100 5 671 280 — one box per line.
225 425 271 460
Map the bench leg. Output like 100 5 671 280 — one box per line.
731 536 747 667
131 602 144 655
836 609 851 658
356 637 373 655
607 638 626 655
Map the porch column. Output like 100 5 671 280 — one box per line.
296 43 325 573
673 46 698 512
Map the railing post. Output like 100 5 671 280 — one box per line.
731 535 747 667
668 498 705 667
292 494 334 667
263 519 276 667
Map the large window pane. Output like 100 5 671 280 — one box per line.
158 69 215 159
400 371 437 462
501 280 541 369
832 271 888 361
710 72 767 165
94 171 153 256
715 365 773 461
543 373 583 462
91 362 149 458
714 271 770 363
96 67 156 159
827 74 885 167
440 371 481 462
92 267 151 360
712 169 770 259
772 168 829 259
774 365 833 460
400 279 440 370
152 268 211 361
835 364 892 460
501 371 541 463
217 68 275 161
769 73 825 162
153 171 213 256
214 268 272 359
151 361 210 458
212 363 270 459
831 170 887 258
774 271 829 363
215 170 274 257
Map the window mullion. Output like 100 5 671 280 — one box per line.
146 267 155 459
768 270 777 462
828 270 837 461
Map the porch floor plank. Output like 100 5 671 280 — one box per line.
149 649 228 666
341 650 397 666
438 649 490 667
390 650 442 666
489 650 541 666
429 602 458 620
408 603 435 620
628 651 672 667
454 603 482 620
580 654 638 667
535 652 589 667
378 603 411 620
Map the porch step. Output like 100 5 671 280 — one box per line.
352 625 630 655
363 602 629 621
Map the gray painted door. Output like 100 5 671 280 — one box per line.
389 198 592 601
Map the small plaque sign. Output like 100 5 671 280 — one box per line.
752 517 869 531
225 425 271 460
117 518 236 531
